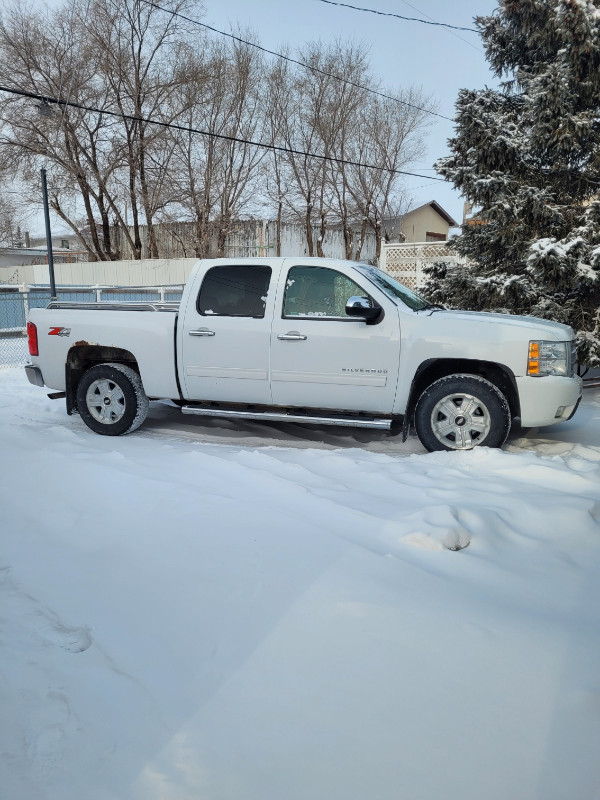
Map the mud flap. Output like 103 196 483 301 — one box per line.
402 414 410 443
65 364 78 415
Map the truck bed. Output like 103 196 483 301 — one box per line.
28 303 181 399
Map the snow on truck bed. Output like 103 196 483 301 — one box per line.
1 367 599 800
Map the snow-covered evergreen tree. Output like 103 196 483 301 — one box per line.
427 0 600 367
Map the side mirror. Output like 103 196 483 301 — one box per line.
345 296 384 324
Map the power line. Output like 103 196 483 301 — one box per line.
316 0 478 33
0 84 446 182
396 0 483 53
140 0 453 122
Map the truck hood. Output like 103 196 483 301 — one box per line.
427 309 574 340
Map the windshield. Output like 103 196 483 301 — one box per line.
354 265 433 311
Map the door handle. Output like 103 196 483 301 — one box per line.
189 328 215 336
277 331 307 341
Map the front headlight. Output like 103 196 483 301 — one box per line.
527 340 569 376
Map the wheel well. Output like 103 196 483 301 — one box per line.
406 359 520 421
65 345 139 415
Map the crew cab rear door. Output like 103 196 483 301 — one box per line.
270 262 400 413
180 261 275 404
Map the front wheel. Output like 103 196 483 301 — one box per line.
76 363 149 436
414 374 511 452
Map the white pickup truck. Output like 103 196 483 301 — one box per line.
24 257 582 451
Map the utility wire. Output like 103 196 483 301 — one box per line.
140 0 452 122
396 0 483 53
0 84 446 181
316 0 477 32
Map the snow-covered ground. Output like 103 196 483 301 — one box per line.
1 367 599 800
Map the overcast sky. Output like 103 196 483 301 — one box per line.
32 0 500 236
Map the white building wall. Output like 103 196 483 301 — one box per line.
25 258 197 287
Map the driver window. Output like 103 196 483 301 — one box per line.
283 266 369 319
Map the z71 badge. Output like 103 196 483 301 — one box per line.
48 327 71 337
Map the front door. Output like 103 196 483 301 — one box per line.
181 263 274 404
270 264 400 413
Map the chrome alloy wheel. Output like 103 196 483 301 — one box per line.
85 378 126 424
430 392 491 450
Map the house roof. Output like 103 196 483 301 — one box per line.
401 200 458 228
0 246 73 256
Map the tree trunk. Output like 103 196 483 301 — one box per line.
343 224 354 260
216 214 230 258
374 219 382 264
276 200 282 257
138 123 159 259
355 218 368 261
305 199 314 256
316 212 326 258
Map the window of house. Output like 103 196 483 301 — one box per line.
425 232 446 242
60 239 70 249
197 265 271 317
282 266 370 319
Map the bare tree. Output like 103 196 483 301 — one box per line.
168 41 232 257
276 40 424 261
276 42 345 256
168 35 266 258
343 89 436 261
88 0 201 258
0 0 203 260
0 1 119 259
263 59 294 256
212 37 266 257
0 0 435 264
0 191 25 249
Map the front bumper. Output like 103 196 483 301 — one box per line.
516 374 583 427
24 364 45 388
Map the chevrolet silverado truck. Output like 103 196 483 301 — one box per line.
24 257 583 451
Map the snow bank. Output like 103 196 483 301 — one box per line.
1 369 599 800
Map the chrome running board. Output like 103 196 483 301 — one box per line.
181 406 392 430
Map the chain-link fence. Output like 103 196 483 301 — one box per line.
0 285 183 368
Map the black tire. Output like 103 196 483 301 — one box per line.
414 373 511 452
76 362 149 436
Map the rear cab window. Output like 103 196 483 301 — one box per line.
197 265 272 318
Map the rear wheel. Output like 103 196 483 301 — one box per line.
414 374 511 452
76 363 149 436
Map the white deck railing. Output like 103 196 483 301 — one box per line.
380 242 467 289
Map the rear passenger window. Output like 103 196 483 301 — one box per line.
197 265 271 318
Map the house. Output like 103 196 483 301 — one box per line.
383 201 458 243
0 246 80 270
28 233 84 253
0 232 87 271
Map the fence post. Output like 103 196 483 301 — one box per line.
416 256 423 289
159 287 165 302
19 284 30 324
